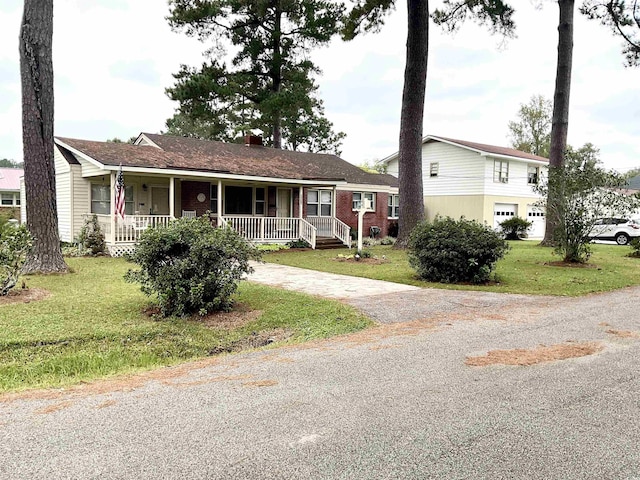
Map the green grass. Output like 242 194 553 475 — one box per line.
0 257 371 393
264 242 640 296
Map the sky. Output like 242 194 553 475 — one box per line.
0 0 639 172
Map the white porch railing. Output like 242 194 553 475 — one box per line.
220 216 317 249
93 214 173 244
305 216 351 247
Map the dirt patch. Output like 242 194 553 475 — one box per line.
466 341 604 367
605 329 640 339
242 379 278 388
34 400 73 415
0 288 50 306
208 328 293 355
544 261 599 269
333 257 389 265
198 303 262 330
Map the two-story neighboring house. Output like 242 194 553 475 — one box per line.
382 135 548 238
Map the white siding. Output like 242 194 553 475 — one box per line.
387 158 399 177
483 157 541 198
54 145 71 174
56 172 72 242
78 156 105 177
421 142 486 196
71 165 89 240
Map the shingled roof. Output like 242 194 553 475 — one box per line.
430 136 549 162
55 134 398 187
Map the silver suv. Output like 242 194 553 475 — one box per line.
590 218 640 245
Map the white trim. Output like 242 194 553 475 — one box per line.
55 139 105 170
133 133 161 148
337 183 398 193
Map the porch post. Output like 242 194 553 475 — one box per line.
169 176 175 219
299 186 303 218
332 185 337 237
217 180 223 226
110 171 116 244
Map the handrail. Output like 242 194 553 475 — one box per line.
299 218 317 249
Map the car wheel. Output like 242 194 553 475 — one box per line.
615 233 630 245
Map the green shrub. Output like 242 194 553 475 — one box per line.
0 221 32 295
629 238 640 258
408 216 509 284
125 217 261 317
286 239 311 249
499 216 532 240
258 243 290 252
76 214 106 255
380 236 396 245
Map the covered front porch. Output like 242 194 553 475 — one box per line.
95 172 350 255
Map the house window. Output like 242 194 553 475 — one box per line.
307 189 332 216
91 184 134 215
224 186 253 215
494 160 509 183
352 192 375 211
210 185 218 214
527 165 539 185
255 188 265 215
430 162 439 177
388 194 399 218
1 193 14 206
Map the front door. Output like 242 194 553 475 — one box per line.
150 186 170 215
276 188 292 218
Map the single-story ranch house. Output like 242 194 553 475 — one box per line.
382 135 549 238
0 167 23 221
22 133 398 255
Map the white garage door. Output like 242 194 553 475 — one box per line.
494 203 518 230
527 206 546 239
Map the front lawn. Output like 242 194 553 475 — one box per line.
264 242 640 296
0 257 371 393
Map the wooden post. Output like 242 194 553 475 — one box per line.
217 180 223 226
299 185 303 218
110 171 116 244
169 176 175 218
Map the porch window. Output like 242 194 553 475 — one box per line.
255 188 265 215
494 160 509 183
352 192 375 211
307 189 332 216
91 184 134 215
210 185 218 213
224 186 253 215
388 194 399 218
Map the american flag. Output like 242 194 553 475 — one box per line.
114 165 126 221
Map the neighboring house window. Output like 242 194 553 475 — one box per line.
388 194 399 218
255 187 265 215
1 193 15 206
527 165 539 185
494 160 509 183
91 184 133 215
352 192 375 211
430 162 439 177
210 184 218 214
306 189 332 216
224 185 253 215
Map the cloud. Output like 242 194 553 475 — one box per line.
109 60 161 86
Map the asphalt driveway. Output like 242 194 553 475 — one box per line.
1 265 639 479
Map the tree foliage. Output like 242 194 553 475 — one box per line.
507 95 552 158
0 222 32 296
165 0 346 154
581 0 640 66
0 159 23 169
19 0 67 274
534 144 639 263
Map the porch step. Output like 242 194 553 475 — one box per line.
315 237 348 250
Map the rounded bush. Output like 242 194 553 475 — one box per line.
499 216 532 240
125 217 260 317
408 217 509 284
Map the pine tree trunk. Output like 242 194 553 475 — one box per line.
395 0 428 248
20 0 67 274
542 0 574 246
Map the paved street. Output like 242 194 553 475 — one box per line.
1 266 639 479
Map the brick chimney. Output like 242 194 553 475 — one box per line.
244 134 263 146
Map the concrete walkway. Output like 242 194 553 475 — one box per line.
248 261 420 299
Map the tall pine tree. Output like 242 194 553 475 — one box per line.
166 0 345 153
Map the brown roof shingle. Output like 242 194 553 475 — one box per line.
430 136 549 162
55 134 398 187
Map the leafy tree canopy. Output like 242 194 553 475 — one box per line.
165 0 346 154
507 94 552 158
581 0 640 66
106 137 137 144
357 159 387 174
0 159 23 169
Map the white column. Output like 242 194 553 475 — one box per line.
110 171 116 244
299 186 303 218
332 186 337 218
217 180 223 226
169 176 175 218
